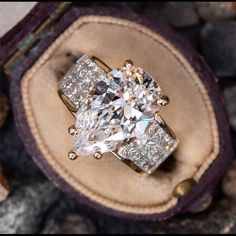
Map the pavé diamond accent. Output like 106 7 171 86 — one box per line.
59 55 106 108
118 118 177 174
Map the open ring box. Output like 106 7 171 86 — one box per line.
0 3 233 220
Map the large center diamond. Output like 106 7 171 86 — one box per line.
74 64 162 155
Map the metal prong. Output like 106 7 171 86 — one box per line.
123 60 134 68
155 114 177 139
68 125 78 136
57 90 77 116
94 152 103 160
91 56 112 73
157 95 170 106
154 113 170 133
68 151 78 160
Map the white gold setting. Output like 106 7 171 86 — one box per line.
59 55 178 174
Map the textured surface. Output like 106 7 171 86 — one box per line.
152 199 236 234
224 86 236 131
0 165 9 202
0 182 60 234
223 160 236 200
41 214 97 234
201 21 236 77
195 2 236 21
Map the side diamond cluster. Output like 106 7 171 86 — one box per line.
119 119 177 174
59 55 106 108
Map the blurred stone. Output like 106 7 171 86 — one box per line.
224 86 236 131
223 160 236 200
201 21 236 77
39 195 98 234
0 166 9 202
152 199 236 234
41 214 96 234
89 198 236 234
179 25 202 49
0 182 60 234
149 2 199 28
0 116 46 181
195 2 236 21
0 91 9 128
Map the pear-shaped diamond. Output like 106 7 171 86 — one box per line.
73 63 162 155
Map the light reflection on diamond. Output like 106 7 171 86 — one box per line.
72 62 162 155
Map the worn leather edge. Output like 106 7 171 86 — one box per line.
0 2 58 63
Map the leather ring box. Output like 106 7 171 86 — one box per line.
0 3 233 221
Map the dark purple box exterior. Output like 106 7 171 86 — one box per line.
0 3 233 221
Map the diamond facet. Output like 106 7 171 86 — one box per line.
73 63 163 156
59 55 106 108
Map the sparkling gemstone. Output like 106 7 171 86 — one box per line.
59 55 106 108
118 119 177 174
73 63 163 155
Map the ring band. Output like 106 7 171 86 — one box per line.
58 55 178 174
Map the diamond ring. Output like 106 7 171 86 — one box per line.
58 55 178 174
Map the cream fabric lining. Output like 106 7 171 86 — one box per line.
21 16 219 215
